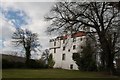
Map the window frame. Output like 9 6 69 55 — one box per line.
54 48 56 53
73 45 76 50
70 64 73 69
62 54 65 60
63 46 65 51
54 41 56 46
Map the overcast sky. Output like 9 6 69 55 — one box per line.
0 2 56 59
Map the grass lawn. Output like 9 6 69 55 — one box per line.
2 69 119 78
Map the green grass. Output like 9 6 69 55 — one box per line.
2 69 119 78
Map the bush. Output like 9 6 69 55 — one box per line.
2 59 25 69
27 59 47 69
2 59 48 69
73 42 97 71
48 54 55 68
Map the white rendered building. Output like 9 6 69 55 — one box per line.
49 31 87 70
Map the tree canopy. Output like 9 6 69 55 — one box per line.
12 28 41 66
45 2 120 74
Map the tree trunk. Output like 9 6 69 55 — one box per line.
25 47 31 67
101 51 106 70
98 33 115 74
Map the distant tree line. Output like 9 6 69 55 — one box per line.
2 49 55 69
2 58 48 69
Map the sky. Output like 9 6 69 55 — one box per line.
0 1 55 59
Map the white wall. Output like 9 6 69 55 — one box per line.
49 36 86 70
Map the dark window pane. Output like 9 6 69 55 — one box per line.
68 49 70 52
62 54 65 60
73 45 76 50
54 48 56 53
63 46 65 51
70 64 73 69
54 41 56 46
72 53 78 60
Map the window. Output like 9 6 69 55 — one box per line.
72 53 78 60
70 64 73 69
81 46 83 49
63 40 65 44
62 54 65 60
54 48 56 53
73 37 76 42
80 38 82 41
73 45 76 50
54 41 56 46
63 46 65 51
68 49 70 52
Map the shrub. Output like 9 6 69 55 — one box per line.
73 42 97 71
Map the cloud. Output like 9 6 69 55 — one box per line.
1 2 55 59
0 15 17 52
1 6 30 28
1 18 15 39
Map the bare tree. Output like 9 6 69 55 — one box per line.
12 28 41 66
45 2 120 74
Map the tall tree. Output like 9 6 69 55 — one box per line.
48 54 55 68
41 49 49 64
12 28 41 66
45 2 120 74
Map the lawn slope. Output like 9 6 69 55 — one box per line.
2 69 119 78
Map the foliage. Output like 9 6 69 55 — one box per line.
27 59 47 69
73 41 97 71
2 58 47 69
48 54 55 68
2 59 25 69
41 49 49 65
12 28 41 67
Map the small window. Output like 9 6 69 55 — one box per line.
63 46 65 51
68 49 70 52
70 64 73 69
54 48 56 53
54 41 56 46
80 38 82 41
73 45 76 50
72 53 78 60
62 54 65 60
63 40 65 44
81 46 83 49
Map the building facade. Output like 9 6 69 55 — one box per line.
49 31 87 70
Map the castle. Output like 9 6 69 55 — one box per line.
49 31 87 70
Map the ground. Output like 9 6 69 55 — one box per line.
2 69 119 79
